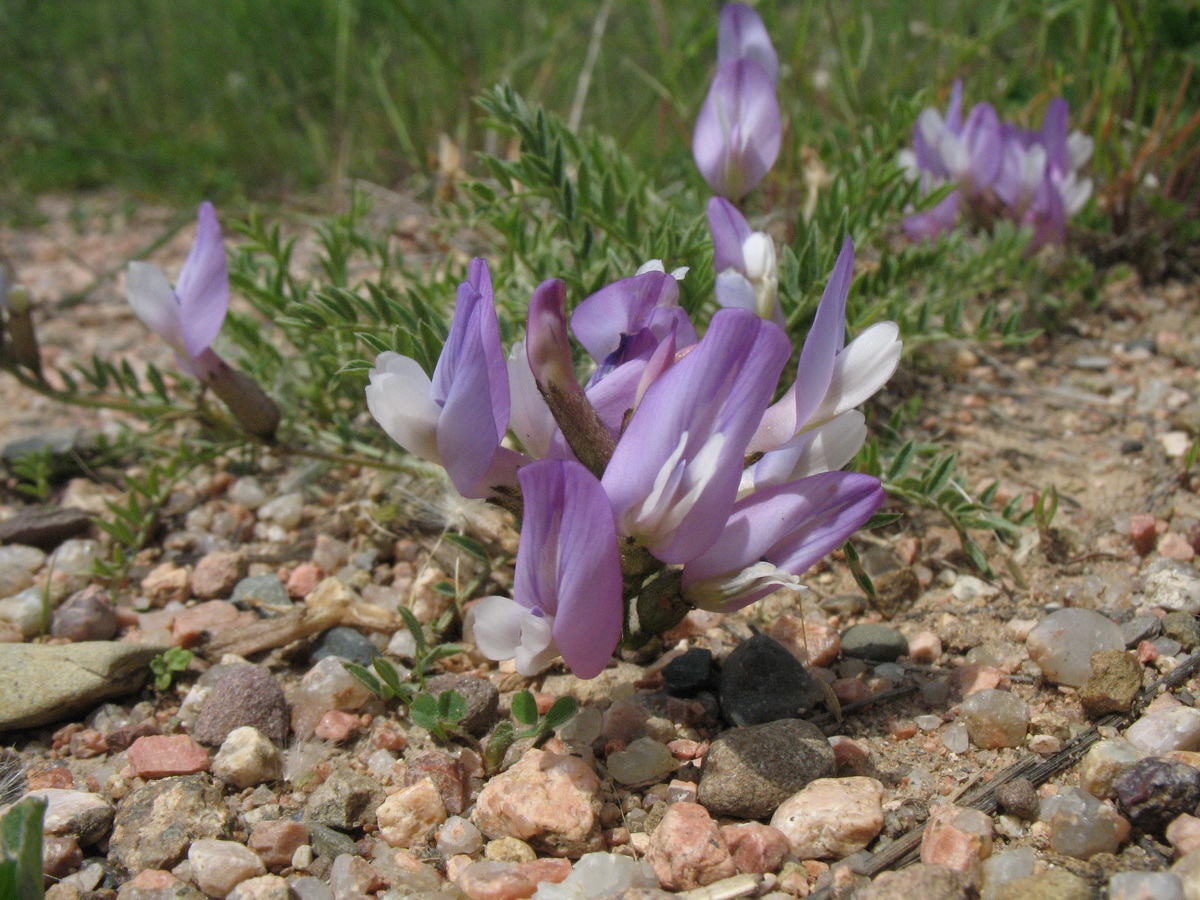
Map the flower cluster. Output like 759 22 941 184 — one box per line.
125 203 280 439
899 82 1093 248
366 2 901 680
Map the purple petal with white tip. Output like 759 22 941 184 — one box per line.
175 202 230 361
693 59 781 199
707 197 753 273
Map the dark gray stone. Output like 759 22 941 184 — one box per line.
1122 613 1161 648
191 664 289 747
697 718 835 819
995 777 1039 821
662 648 714 698
304 768 386 831
0 507 91 550
109 775 234 875
1114 757 1200 836
308 822 360 859
718 634 824 727
423 673 499 737
311 626 379 667
840 623 908 661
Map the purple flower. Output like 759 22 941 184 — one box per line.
126 202 230 381
748 239 901 481
693 58 781 200
126 202 279 438
718 3 779 85
468 458 623 678
570 269 695 372
682 471 886 611
708 197 783 324
367 258 523 498
601 308 791 564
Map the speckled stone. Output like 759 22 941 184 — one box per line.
1079 650 1142 718
304 768 386 831
1162 612 1200 650
840 623 909 662
697 718 835 819
108 775 234 874
992 869 1093 900
1114 757 1200 836
858 864 972 900
191 664 289 747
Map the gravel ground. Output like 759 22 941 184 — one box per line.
2 194 1200 900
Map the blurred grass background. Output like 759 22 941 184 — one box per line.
1 0 1196 203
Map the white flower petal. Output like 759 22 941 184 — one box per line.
365 351 442 463
808 322 902 425
126 262 185 354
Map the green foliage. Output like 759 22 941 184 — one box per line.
408 690 468 744
483 690 578 772
149 647 194 692
7 448 54 502
0 796 46 900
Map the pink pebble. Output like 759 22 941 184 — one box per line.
128 735 210 778
907 631 942 664
286 563 322 599
1158 532 1196 561
314 710 362 742
1129 513 1160 556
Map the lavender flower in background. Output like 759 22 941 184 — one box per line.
693 4 781 199
708 197 783 324
367 258 524 498
468 458 623 678
899 83 1092 247
125 202 280 439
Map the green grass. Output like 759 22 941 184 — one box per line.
1 0 1197 202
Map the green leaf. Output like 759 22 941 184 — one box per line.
510 689 538 726
886 441 915 481
541 696 577 732
0 796 46 900
343 662 383 698
397 605 427 651
409 693 439 731
372 658 405 697
445 532 489 561
484 721 515 774
437 689 468 724
843 541 876 599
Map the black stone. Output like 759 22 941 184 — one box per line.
662 648 715 698
311 626 379 667
840 623 909 662
1114 757 1200 835
717 634 824 727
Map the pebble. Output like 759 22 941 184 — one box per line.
424 672 501 735
113 868 205 900
531 852 659 900
1026 608 1125 686
141 563 192 607
1040 786 1129 858
287 564 322 599
313 710 361 742
188 838 266 898
920 805 992 881
43 834 83 881
1079 738 1147 799
981 847 1035 899
942 722 970 754
1160 533 1197 561
377 777 448 848
644 802 736 890
1173 850 1200 897
311 625 379 666
840 623 909 662
1163 612 1200 649
1123 614 1162 647
1126 705 1200 754
1079 650 1143 718
697 718 835 819
486 837 538 863
438 816 485 856
306 822 357 860
289 656 374 739
192 664 290 746
211 726 283 789
768 616 841 667
995 779 1039 821
859 864 972 900
1107 871 1186 900
960 689 1028 749
908 631 943 664
717 633 824 726
770 776 885 859
228 874 292 900
230 574 292 611
456 859 572 900
328 854 382 900
288 875 334 900
257 492 304 530
607 737 677 786
662 648 715 697
0 587 54 638
30 788 114 845
109 775 235 874
51 585 118 642
472 749 602 857
1142 560 1200 614
48 539 101 576
128 735 210 778
1114 757 1200 836
248 820 309 870
721 823 791 874
190 551 246 600
305 768 386 831
992 868 1092 900
1168 813 1200 856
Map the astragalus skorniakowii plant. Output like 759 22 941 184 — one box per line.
365 2 900 679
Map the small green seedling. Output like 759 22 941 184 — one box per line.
343 605 463 705
483 690 578 773
149 647 193 691
408 689 469 744
0 796 46 900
